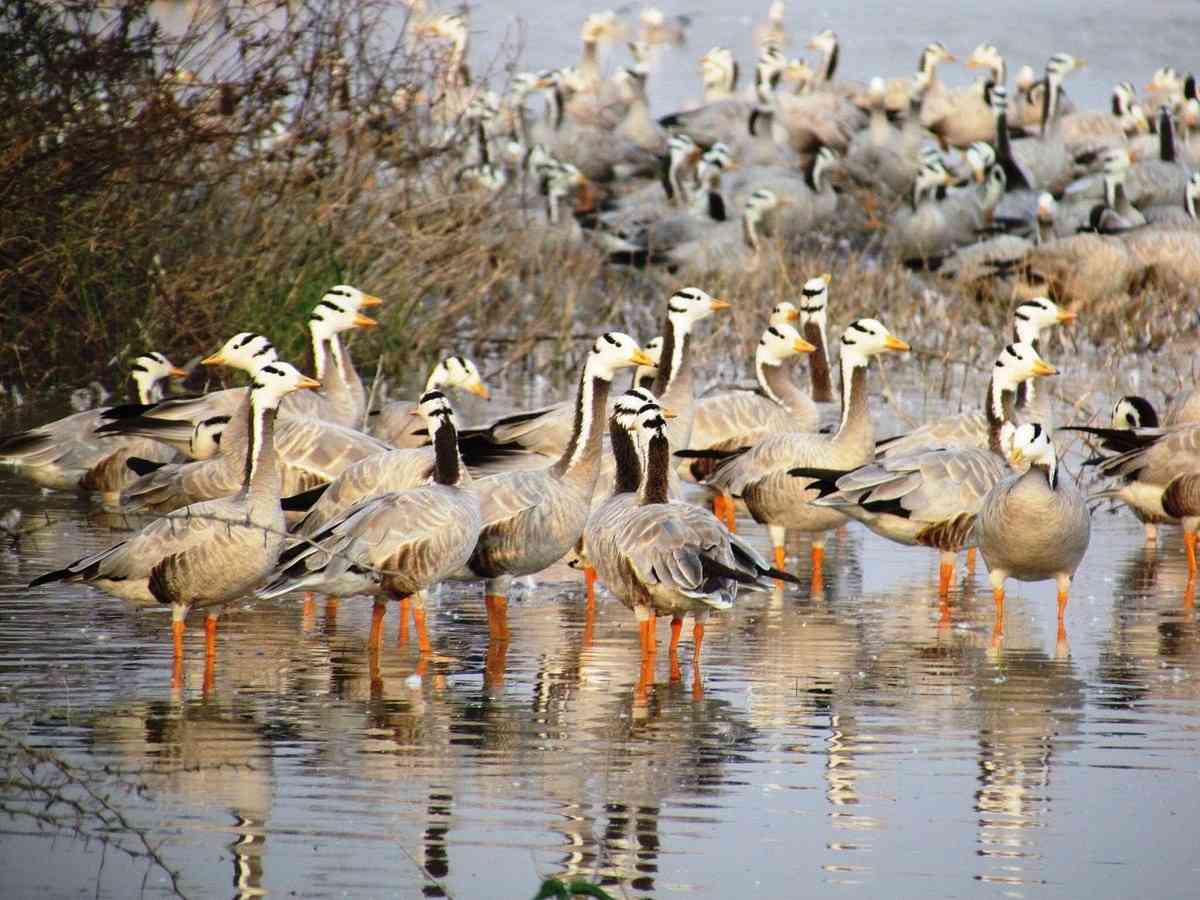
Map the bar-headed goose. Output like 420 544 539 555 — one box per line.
455 332 653 640
700 319 910 584
371 357 489 448
799 342 1058 597
0 353 185 492
300 284 383 427
975 422 1090 635
876 298 1074 458
591 402 795 669
31 362 320 670
260 391 479 652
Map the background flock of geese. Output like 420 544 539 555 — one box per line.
4 4 1200 692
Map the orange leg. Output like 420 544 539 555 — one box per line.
203 614 218 694
1185 531 1197 576
484 638 508 690
171 618 186 690
713 494 737 533
584 565 598 613
368 642 383 699
773 545 787 571
966 547 977 575
485 594 510 642
693 621 706 667
811 544 825 593
639 613 658 654
368 599 386 649
326 596 339 615
301 593 316 630
413 604 431 655
1056 588 1069 623
669 616 683 682
397 595 411 646
937 561 954 597
635 652 655 705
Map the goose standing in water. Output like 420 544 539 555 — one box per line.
260 392 479 653
798 342 1058 599
0 352 186 492
975 422 1090 641
591 402 795 685
455 332 653 641
371 356 489 447
701 319 910 586
30 363 320 682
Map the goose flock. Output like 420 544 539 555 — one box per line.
6 6 1200 692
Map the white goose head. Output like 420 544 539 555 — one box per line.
700 46 737 93
769 301 801 327
202 333 278 374
757 322 815 366
414 389 461 429
838 319 910 367
1111 396 1159 430
130 352 186 401
1013 297 1075 343
993 341 1057 391
309 291 379 341
190 415 230 460
585 331 654 381
249 361 321 410
797 273 831 326
966 43 1004 78
429 356 489 399
1036 192 1058 224
1005 421 1057 481
667 286 731 328
966 140 996 183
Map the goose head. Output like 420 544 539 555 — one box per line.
965 140 996 183
1036 192 1057 225
633 336 663 387
581 10 622 44
809 146 838 190
414 389 461 430
769 302 801 327
309 291 379 341
700 46 737 93
586 331 655 381
1014 64 1037 93
1005 421 1057 476
201 333 278 373
1046 52 1085 80
667 287 731 328
189 415 230 460
249 361 321 410
838 319 909 366
919 42 957 73
614 66 649 102
323 284 384 312
511 70 555 100
130 352 187 398
1013 297 1076 344
797 273 831 327
965 43 1004 77
993 341 1057 390
613 386 659 430
429 356 489 399
1111 396 1159 430
1145 66 1181 96
757 322 816 366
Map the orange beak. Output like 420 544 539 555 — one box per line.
168 366 188 378
297 375 321 390
201 352 225 366
358 294 384 307
353 313 378 328
468 380 490 400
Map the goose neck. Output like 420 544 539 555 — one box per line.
552 362 612 487
757 353 807 413
432 418 465 486
639 432 671 505
803 319 834 403
835 353 870 437
652 313 693 403
243 401 281 499
985 374 1018 454
610 418 641 494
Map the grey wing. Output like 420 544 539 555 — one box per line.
691 392 808 451
91 497 244 582
120 455 241 514
877 412 988 458
617 509 734 609
706 431 833 494
296 447 434 536
370 400 426 447
274 418 391 490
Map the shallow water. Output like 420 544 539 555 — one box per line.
3 387 1200 899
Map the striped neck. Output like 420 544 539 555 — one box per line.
243 401 281 498
610 417 641 495
836 353 869 436
552 360 612 487
803 319 834 402
985 375 1019 455
653 312 692 402
431 416 465 486
639 431 671 506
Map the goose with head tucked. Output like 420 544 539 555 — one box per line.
31 362 320 676
454 331 653 640
259 391 479 653
698 318 910 585
0 352 186 493
975 422 1090 638
371 356 489 448
798 342 1058 598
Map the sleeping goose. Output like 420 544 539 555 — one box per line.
875 297 1074 458
700 319 910 585
371 357 489 447
454 332 652 641
259 391 479 653
30 362 320 676
0 352 185 492
590 402 795 675
975 422 1090 637
662 188 788 272
798 342 1058 598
